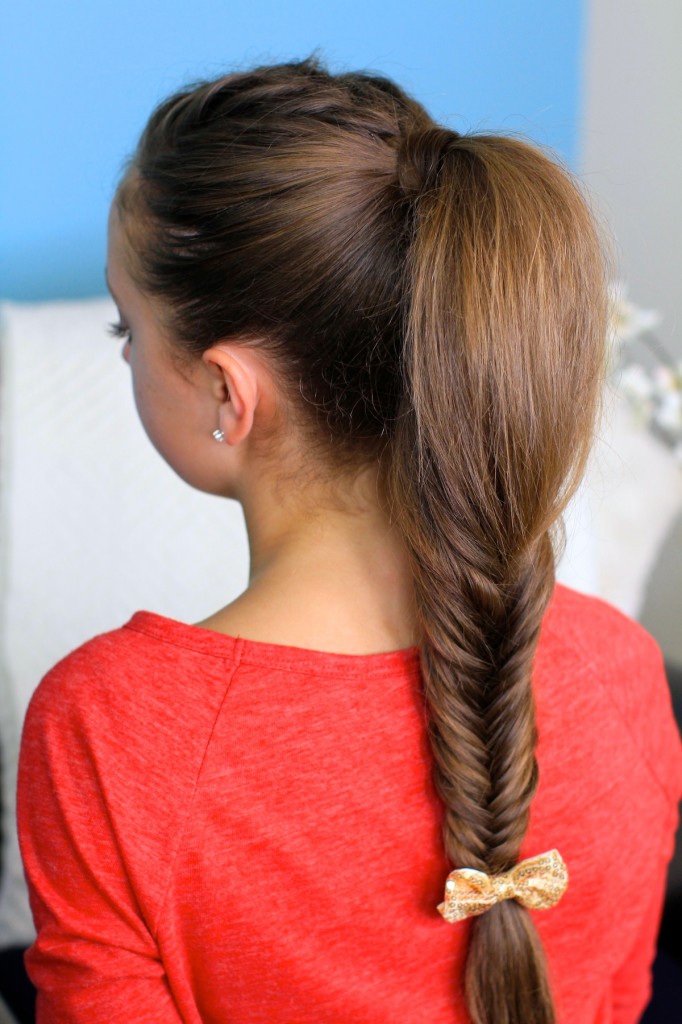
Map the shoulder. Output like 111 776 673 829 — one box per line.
541 582 662 667
538 583 682 804
24 623 152 744
19 617 241 920
18 618 235 938
24 624 163 762
28 620 160 709
27 613 237 729
21 615 239 804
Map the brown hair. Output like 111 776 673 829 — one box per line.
116 57 608 1024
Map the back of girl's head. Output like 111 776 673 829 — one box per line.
117 59 429 471
116 56 609 1024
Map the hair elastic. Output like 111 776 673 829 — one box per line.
437 849 568 923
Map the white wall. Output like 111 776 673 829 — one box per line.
580 0 682 662
581 0 682 357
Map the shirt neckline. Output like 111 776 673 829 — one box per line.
124 610 422 678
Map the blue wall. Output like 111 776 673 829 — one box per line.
1 1 585 301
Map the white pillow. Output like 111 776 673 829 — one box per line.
0 298 249 946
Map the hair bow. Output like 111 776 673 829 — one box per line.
437 849 568 923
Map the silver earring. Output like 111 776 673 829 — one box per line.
212 428 225 443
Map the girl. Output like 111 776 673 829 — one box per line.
17 57 682 1024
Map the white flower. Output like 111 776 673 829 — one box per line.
609 286 682 469
655 390 682 432
608 281 661 347
652 365 677 392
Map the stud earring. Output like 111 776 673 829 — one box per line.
212 428 225 443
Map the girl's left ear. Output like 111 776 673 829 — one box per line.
201 344 259 446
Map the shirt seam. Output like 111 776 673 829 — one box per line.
123 621 237 658
123 620 422 680
151 638 245 941
237 654 423 680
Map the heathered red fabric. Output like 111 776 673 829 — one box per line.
17 582 682 1024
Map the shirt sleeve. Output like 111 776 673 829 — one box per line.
605 632 682 1024
17 661 184 1024
610 798 680 1024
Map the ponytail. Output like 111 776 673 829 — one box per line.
386 129 608 1024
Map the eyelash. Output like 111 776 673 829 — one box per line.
107 321 132 344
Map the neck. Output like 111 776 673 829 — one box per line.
200 464 419 654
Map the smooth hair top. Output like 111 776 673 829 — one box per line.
116 56 609 1024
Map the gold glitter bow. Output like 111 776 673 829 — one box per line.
437 849 568 923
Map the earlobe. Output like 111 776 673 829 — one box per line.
202 345 258 446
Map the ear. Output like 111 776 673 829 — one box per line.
201 344 259 446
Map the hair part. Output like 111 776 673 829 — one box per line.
116 56 609 1023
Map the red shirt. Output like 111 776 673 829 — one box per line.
17 583 682 1023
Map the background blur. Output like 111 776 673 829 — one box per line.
1 0 680 653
